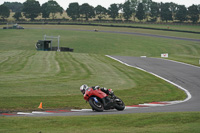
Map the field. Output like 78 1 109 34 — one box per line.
0 24 200 132
1 112 200 133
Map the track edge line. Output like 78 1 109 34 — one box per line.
105 55 192 105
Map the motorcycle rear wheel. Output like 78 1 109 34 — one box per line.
89 97 104 112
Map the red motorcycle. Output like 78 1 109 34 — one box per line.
83 87 125 112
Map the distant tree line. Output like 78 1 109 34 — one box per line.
0 0 200 23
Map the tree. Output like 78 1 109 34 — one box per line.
136 3 145 21
108 4 119 20
66 2 80 21
94 5 107 21
45 0 63 19
0 4 10 20
23 0 41 21
175 5 187 22
142 0 152 21
41 3 50 19
142 0 152 12
169 2 178 19
160 3 173 22
188 5 199 23
80 3 95 21
122 1 133 21
13 12 22 21
3 2 23 12
118 3 123 13
150 2 159 22
130 0 140 21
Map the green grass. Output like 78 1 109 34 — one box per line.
0 24 199 133
1 24 200 39
1 112 200 133
0 25 199 65
92 22 200 32
0 25 199 111
19 24 200 39
0 51 185 111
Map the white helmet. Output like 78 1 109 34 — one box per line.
80 84 88 94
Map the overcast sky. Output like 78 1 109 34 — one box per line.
0 0 199 9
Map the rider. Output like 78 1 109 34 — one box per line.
80 84 114 96
80 84 115 109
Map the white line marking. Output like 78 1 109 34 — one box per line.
71 109 83 112
17 112 33 115
81 109 93 111
32 111 52 114
125 107 137 109
140 103 165 106
106 55 192 105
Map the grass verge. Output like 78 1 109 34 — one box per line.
0 112 200 133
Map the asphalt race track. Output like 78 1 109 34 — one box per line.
1 27 200 117
106 56 200 113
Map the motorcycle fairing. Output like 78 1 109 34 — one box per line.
84 88 107 101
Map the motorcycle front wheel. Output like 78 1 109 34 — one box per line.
89 97 104 112
114 96 125 111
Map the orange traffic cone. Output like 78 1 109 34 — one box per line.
38 102 43 109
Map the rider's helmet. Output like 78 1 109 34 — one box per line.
80 84 88 95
